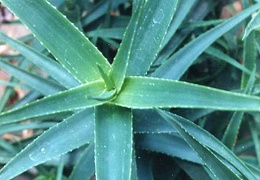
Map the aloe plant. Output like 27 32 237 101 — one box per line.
0 0 260 179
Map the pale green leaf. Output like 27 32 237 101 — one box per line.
0 109 94 179
1 0 111 83
95 104 133 180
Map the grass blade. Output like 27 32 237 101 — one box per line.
1 0 111 83
0 109 94 179
95 104 132 180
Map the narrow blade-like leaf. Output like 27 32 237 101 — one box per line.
95 104 133 180
243 10 260 39
113 77 260 111
158 110 246 179
0 32 80 88
152 3 260 80
70 142 95 180
0 80 107 125
0 109 94 179
1 0 111 83
0 59 65 95
158 111 257 179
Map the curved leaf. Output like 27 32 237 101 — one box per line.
157 110 257 179
152 3 260 80
0 109 94 179
0 32 80 88
1 0 111 83
0 59 65 95
0 80 107 125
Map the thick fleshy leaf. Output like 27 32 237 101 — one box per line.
133 109 176 134
157 111 257 179
0 80 107 125
158 110 245 179
0 109 94 179
125 0 179 76
111 0 179 90
135 133 201 164
95 104 133 180
70 142 95 180
0 59 65 95
113 76 260 111
1 0 111 83
160 0 197 49
0 32 80 88
109 0 143 90
152 3 260 80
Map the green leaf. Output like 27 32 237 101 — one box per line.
243 10 260 39
205 46 251 75
158 110 245 179
125 0 179 76
249 121 260 166
70 142 95 180
113 76 260 111
0 80 107 125
95 104 133 180
152 3 260 80
81 0 126 26
0 59 65 95
0 32 80 88
160 0 197 49
158 111 257 179
133 109 176 134
0 109 94 179
109 0 143 91
241 31 256 88
222 67 255 149
86 28 125 40
0 122 55 136
1 0 111 83
135 133 201 164
110 0 179 91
